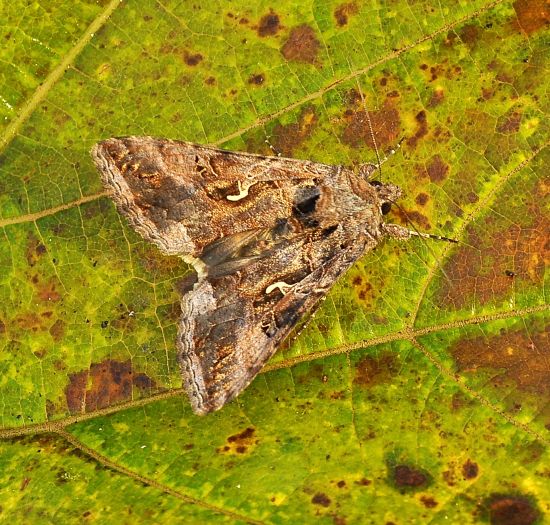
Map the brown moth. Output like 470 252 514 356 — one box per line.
91 137 442 415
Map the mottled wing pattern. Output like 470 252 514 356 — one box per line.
179 221 376 414
92 136 339 259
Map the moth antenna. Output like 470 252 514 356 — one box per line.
264 135 282 157
354 77 383 180
389 201 458 287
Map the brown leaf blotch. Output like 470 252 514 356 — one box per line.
458 23 480 47
485 494 540 525
420 496 438 508
496 110 522 134
281 25 320 64
65 360 156 414
334 2 358 26
416 193 429 206
184 51 203 66
512 0 550 35
218 427 258 454
440 213 548 307
49 319 65 342
451 328 550 395
427 88 445 108
354 354 397 387
393 465 428 488
406 110 428 148
258 11 281 37
342 101 401 149
248 73 265 86
462 459 479 479
426 155 450 182
272 106 318 156
311 492 331 507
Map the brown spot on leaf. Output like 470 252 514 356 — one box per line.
427 88 445 108
248 73 265 85
312 492 331 507
513 0 550 35
393 465 429 489
440 212 548 307
416 193 429 206
451 328 550 395
334 2 358 26
15 312 45 332
406 110 428 148
342 100 401 149
49 319 65 342
426 155 449 182
458 23 480 47
485 494 540 525
420 496 438 508
354 354 398 387
355 477 371 486
272 105 318 156
65 360 156 414
281 25 320 64
392 206 431 231
258 10 280 37
183 51 203 66
497 110 522 134
218 426 258 455
462 459 479 479
26 235 47 267
36 280 62 303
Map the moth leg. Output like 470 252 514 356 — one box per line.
358 137 405 179
265 281 294 295
383 223 457 243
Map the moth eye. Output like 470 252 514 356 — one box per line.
381 202 392 215
369 180 383 187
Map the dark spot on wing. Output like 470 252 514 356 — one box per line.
321 225 338 237
294 193 319 215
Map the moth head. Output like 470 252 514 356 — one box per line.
369 180 402 216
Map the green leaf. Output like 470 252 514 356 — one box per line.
0 0 548 523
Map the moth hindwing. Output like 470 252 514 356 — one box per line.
92 136 408 414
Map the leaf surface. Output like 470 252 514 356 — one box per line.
0 0 548 523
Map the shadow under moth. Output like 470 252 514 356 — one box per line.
92 136 448 415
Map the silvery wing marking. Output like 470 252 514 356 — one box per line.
91 136 404 414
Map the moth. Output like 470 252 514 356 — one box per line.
92 136 447 414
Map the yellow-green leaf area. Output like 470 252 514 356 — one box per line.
0 0 548 522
